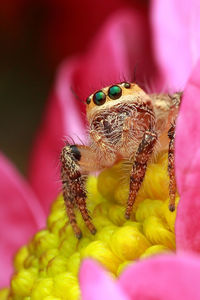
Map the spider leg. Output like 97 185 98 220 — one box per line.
74 176 96 235
62 181 82 239
168 122 176 211
61 145 97 238
125 130 157 219
151 91 182 211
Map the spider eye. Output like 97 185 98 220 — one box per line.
93 91 106 105
123 82 131 89
86 97 91 104
108 85 122 100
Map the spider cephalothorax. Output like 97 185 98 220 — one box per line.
61 82 181 238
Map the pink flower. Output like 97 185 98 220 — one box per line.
0 153 46 287
1 0 200 296
79 58 200 299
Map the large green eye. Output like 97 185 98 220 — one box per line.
93 91 106 106
108 85 122 99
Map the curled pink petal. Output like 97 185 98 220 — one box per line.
79 259 129 300
29 9 159 213
176 59 200 252
0 152 45 287
151 0 200 90
119 254 200 299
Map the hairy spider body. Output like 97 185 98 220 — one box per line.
90 101 155 167
61 82 181 238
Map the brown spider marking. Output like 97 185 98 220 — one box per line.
60 82 182 238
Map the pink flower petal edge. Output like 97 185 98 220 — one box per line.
119 254 200 299
0 152 45 287
79 259 129 300
80 255 200 300
176 59 200 252
29 8 160 214
151 0 200 91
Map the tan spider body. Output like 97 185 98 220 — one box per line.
61 82 181 238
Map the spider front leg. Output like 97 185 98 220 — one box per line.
60 145 97 238
168 122 176 211
125 130 157 219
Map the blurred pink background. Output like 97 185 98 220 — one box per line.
0 0 148 174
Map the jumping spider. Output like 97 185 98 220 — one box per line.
60 82 182 238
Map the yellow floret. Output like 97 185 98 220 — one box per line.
31 278 53 300
11 268 37 297
65 252 81 276
117 261 132 276
143 216 176 250
0 289 9 300
140 244 170 259
53 273 79 300
110 226 151 260
163 196 179 232
135 199 164 222
14 247 29 272
80 240 121 274
3 152 178 299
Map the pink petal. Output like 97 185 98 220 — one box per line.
119 254 200 299
71 9 161 100
29 62 87 214
0 152 45 287
29 9 160 213
175 59 200 252
41 0 132 65
79 259 129 300
151 0 200 91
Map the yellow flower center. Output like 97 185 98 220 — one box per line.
1 152 179 300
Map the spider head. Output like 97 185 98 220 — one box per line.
86 82 148 121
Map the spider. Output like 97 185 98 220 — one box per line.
60 82 182 238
